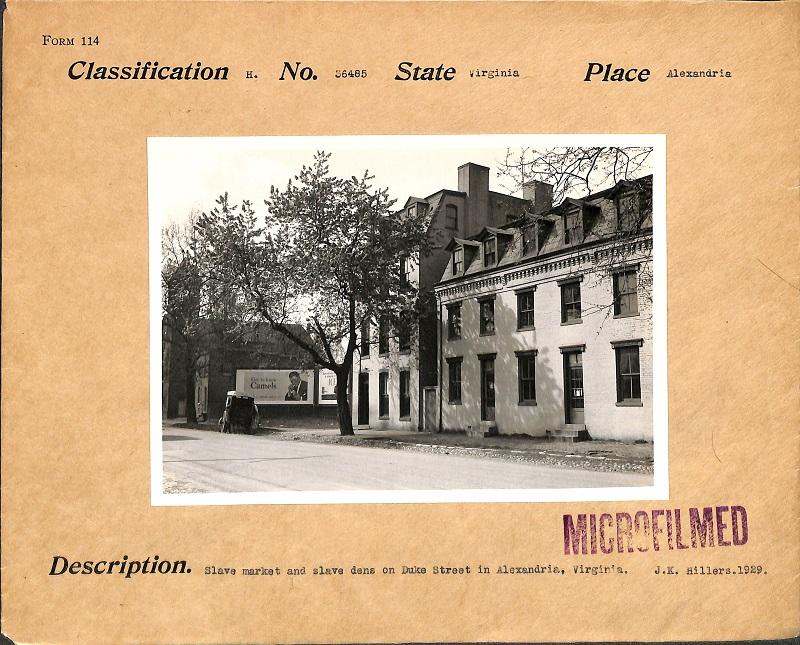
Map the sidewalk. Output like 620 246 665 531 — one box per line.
164 415 654 474
165 418 653 475
268 428 653 474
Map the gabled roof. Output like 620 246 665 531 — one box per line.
552 197 585 213
597 176 652 199
445 237 481 251
424 188 466 201
481 226 515 238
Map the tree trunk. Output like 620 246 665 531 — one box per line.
335 369 354 436
184 360 197 424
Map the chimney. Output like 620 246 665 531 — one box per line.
457 163 490 237
522 180 553 214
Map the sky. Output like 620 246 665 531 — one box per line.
148 135 656 228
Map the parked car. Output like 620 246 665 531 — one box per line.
218 391 260 434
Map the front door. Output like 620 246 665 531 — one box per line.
480 357 496 422
564 352 585 424
357 372 369 426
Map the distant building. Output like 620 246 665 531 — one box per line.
163 321 318 420
435 176 653 441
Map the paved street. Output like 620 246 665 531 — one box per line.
162 427 652 493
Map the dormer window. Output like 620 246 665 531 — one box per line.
445 204 458 229
407 205 415 217
483 238 497 267
452 247 463 274
563 209 582 245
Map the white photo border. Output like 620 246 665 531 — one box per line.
149 133 668 506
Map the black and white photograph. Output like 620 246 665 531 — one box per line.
150 135 667 504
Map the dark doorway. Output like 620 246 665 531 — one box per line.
563 351 585 424
357 372 370 426
480 356 496 422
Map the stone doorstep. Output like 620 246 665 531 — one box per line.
546 425 591 443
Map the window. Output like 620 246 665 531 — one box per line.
445 204 458 229
399 370 411 418
360 319 370 357
447 357 462 404
407 205 415 217
479 298 495 335
400 256 412 286
560 281 582 323
564 210 582 245
483 238 497 267
447 303 462 340
516 351 537 404
615 344 642 404
613 268 639 317
379 372 389 418
378 317 389 355
517 290 535 329
452 247 463 275
522 224 536 255
398 311 411 352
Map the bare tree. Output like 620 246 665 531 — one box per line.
498 146 652 204
499 147 654 327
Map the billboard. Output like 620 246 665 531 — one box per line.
319 369 338 405
235 369 315 405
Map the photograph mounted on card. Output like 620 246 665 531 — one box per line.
150 134 667 505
